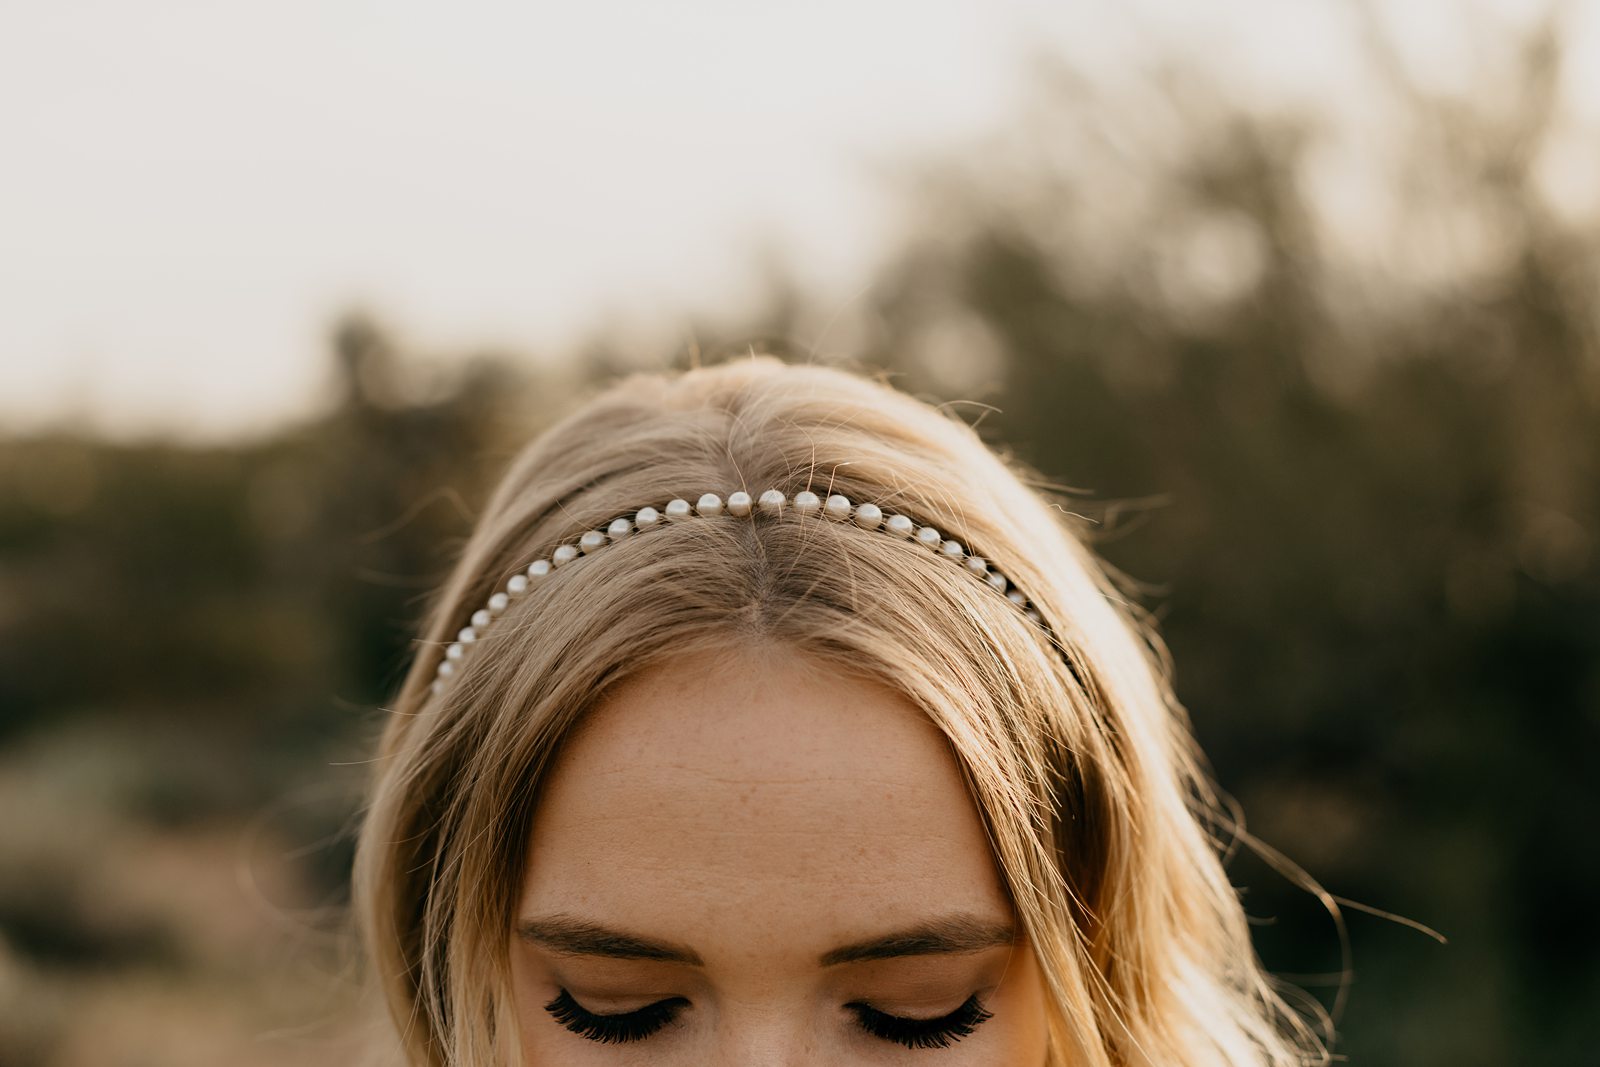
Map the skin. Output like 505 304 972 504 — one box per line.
507 640 1053 1066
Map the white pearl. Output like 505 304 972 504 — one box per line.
506 573 529 595
437 660 455 677
471 609 492 629
528 559 552 579
665 498 692 520
1007 589 1026 605
940 539 965 559
758 489 786 514
608 517 633 540
792 491 821 515
446 642 464 661
458 626 477 644
1025 608 1042 623
634 506 661 528
552 544 579 567
488 592 509 614
987 572 1008 592
727 491 753 516
824 494 852 520
696 493 723 517
885 514 914 537
579 529 607 553
431 679 445 696
852 502 883 529
915 525 942 548
964 555 987 574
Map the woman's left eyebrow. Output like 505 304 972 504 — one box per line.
820 914 1017 966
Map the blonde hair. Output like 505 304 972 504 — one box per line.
351 354 1331 1066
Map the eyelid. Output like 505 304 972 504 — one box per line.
558 989 686 1017
848 992 976 1019
559 987 684 1013
841 973 1004 1015
569 998 675 1017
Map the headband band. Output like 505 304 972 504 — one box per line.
429 488 1049 696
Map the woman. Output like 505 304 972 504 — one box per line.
351 355 1329 1065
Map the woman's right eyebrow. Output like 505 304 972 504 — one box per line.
516 915 704 964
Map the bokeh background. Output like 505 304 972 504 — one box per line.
2 2 1597 1065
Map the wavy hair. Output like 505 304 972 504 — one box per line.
350 354 1331 1066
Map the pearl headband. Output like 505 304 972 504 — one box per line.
429 488 1048 696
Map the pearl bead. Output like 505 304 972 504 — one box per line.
665 498 691 520
431 679 445 696
506 574 529 595
528 559 552 579
607 517 633 540
579 529 607 553
824 494 852 520
458 626 477 644
1025 608 1042 623
696 493 723 517
446 642 464 661
987 572 1008 592
437 660 455 677
885 514 914 537
471 609 491 629
727 491 753 516
1007 589 1026 605
758 489 786 514
552 544 579 567
964 555 987 574
940 539 965 559
635 506 661 528
852 502 883 529
488 592 509 614
792 491 821 515
915 525 942 548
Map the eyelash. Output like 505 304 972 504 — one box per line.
544 988 994 1050
848 994 995 1050
543 989 688 1044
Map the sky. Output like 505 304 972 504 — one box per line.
2 0 1594 443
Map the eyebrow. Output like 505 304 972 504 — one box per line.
514 912 1016 968
818 914 1018 966
516 915 704 964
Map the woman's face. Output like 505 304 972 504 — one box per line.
507 642 1052 1065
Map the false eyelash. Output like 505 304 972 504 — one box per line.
847 992 995 1049
544 988 688 1044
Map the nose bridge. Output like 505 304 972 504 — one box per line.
708 988 831 1067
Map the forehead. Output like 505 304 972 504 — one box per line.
518 643 1012 962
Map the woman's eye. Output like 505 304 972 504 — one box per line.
543 988 688 1044
847 992 995 1050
